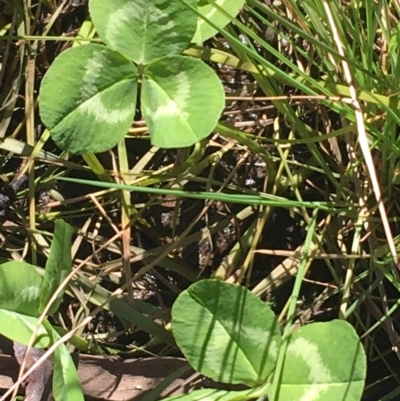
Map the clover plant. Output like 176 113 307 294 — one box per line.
170 279 367 401
0 220 83 401
39 0 245 154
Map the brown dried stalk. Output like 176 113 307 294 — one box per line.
13 342 54 401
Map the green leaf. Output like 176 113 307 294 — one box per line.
162 387 264 401
39 219 74 315
90 0 198 64
39 44 138 154
142 56 224 148
0 261 42 316
192 0 246 43
53 340 84 401
171 279 281 386
0 309 84 401
277 320 366 401
0 309 50 347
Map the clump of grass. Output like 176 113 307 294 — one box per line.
1 0 400 399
